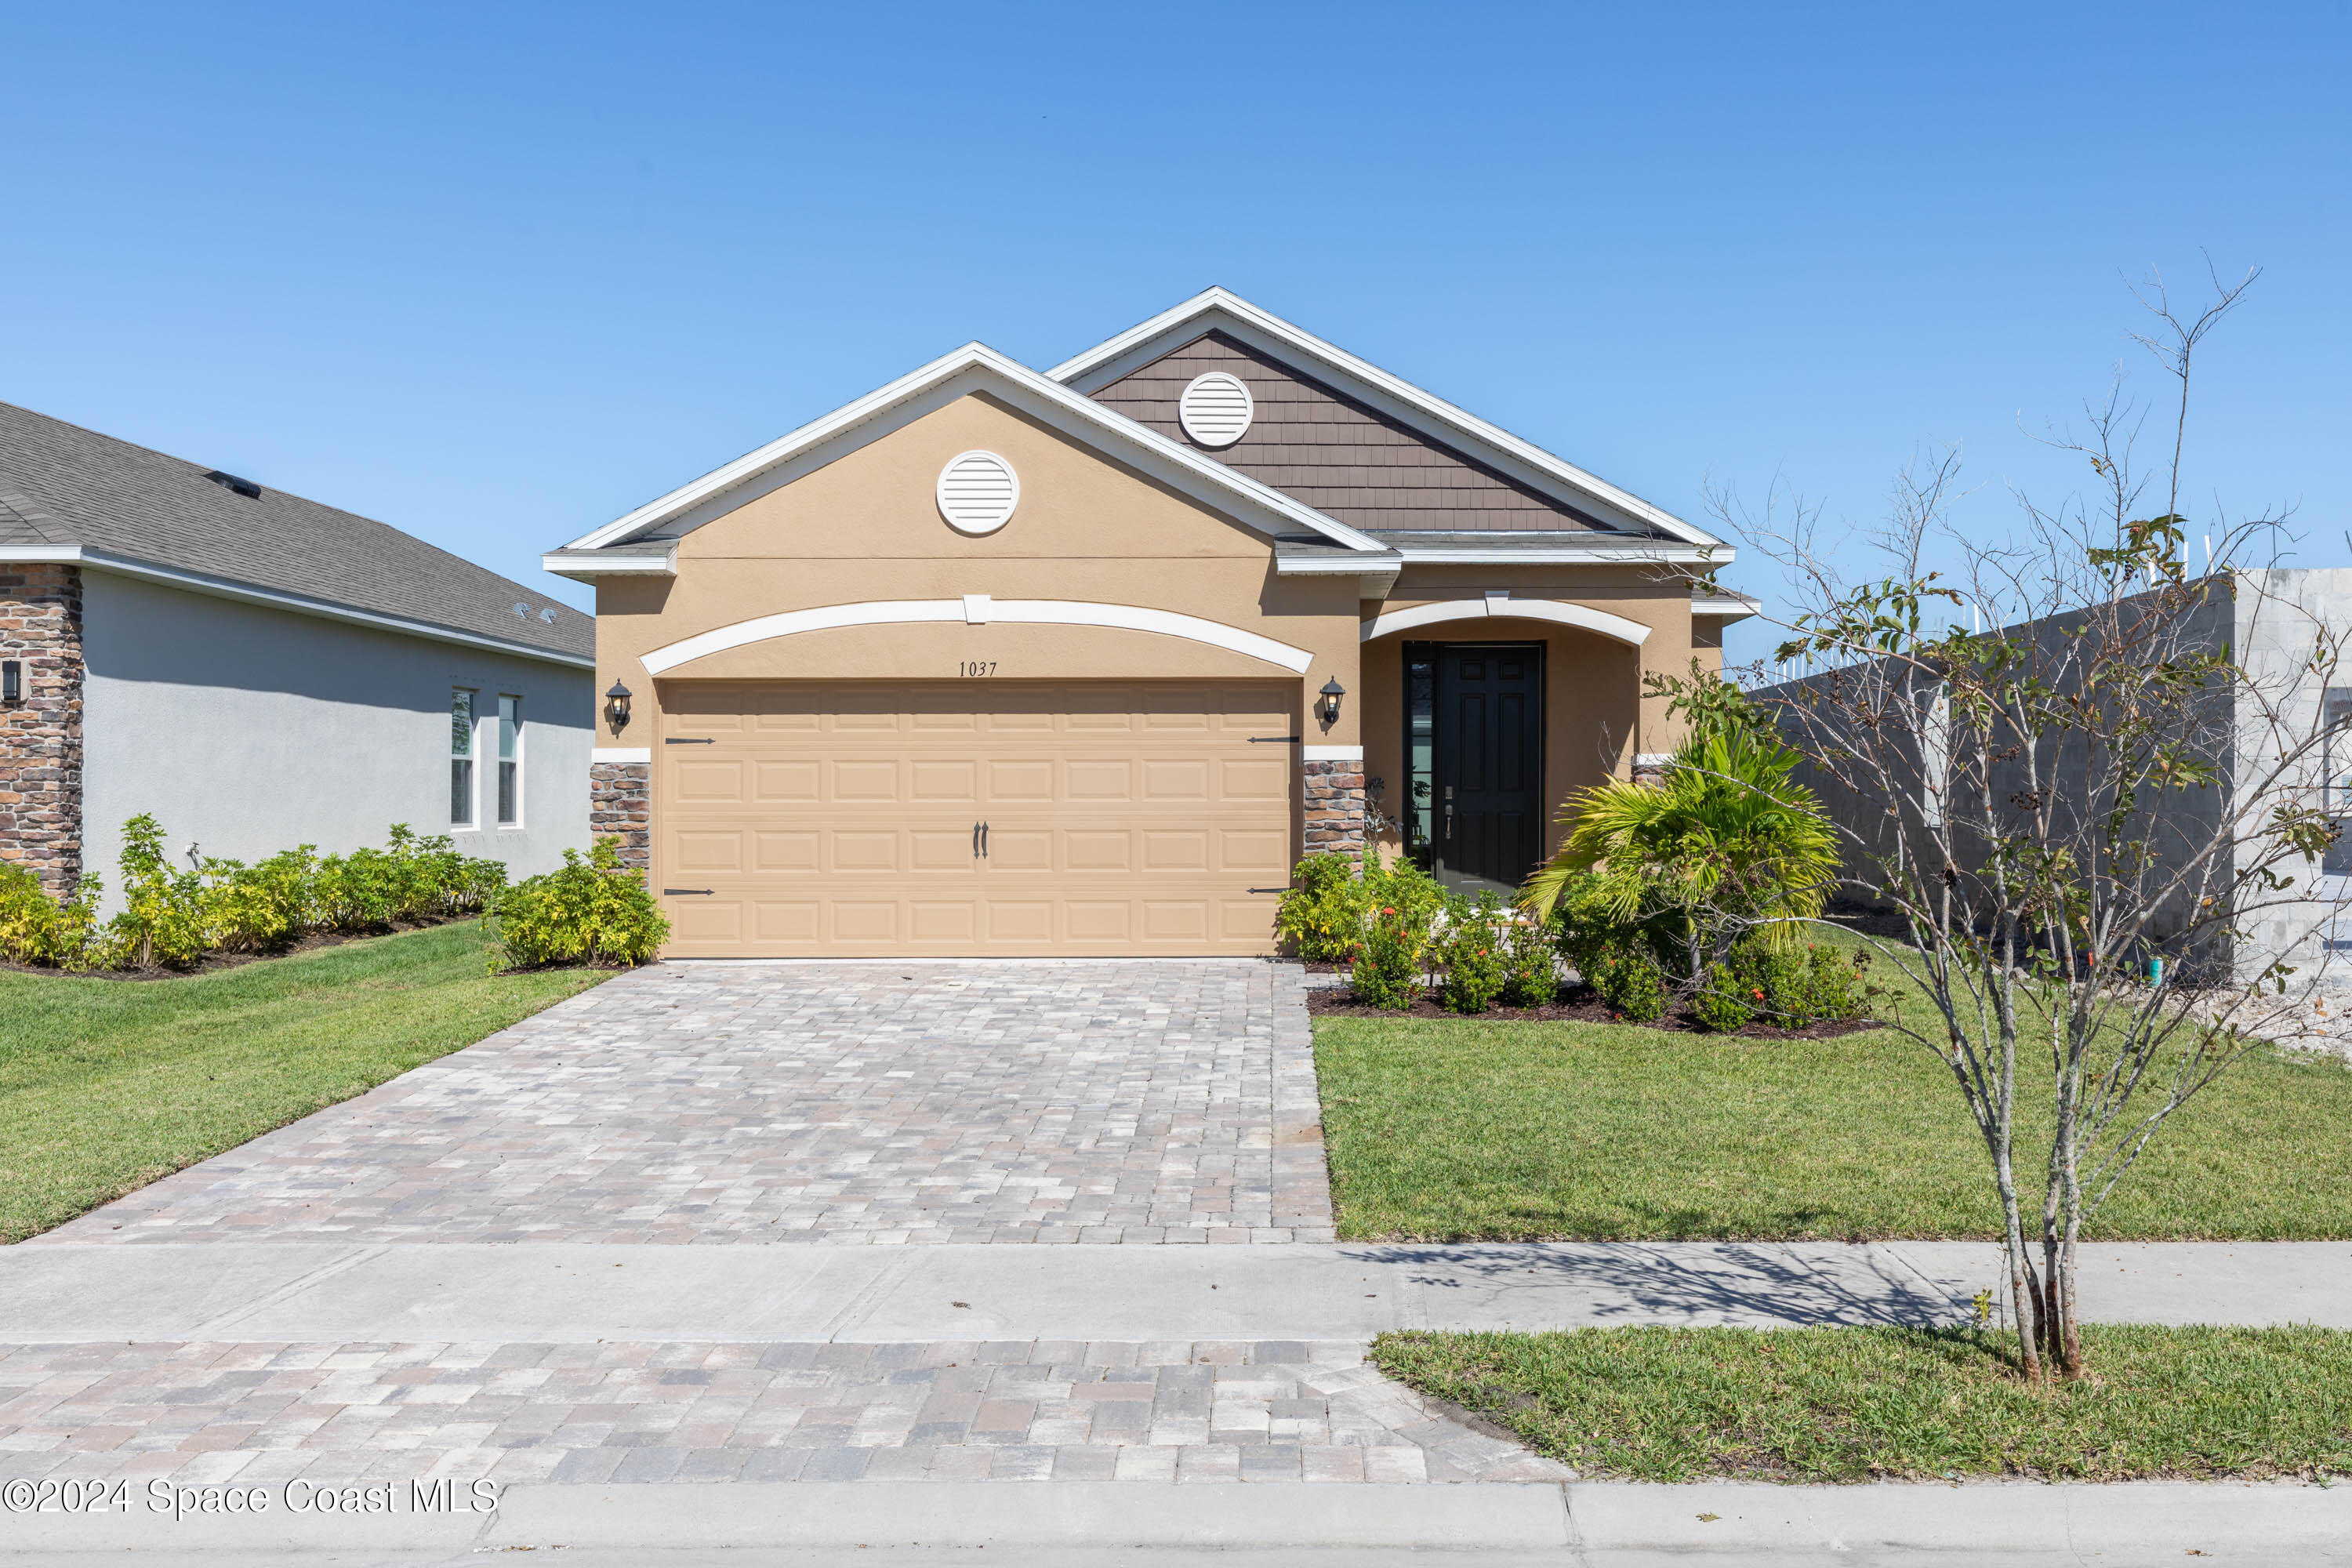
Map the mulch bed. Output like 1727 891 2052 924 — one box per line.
0 916 473 983
1305 981 1880 1039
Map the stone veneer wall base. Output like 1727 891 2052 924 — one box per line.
1302 757 1367 858
589 760 652 873
0 563 84 894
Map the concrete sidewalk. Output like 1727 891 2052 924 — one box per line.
3 1479 2347 1563
4 1240 2347 1343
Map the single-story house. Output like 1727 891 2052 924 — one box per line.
0 401 593 900
546 289 1753 957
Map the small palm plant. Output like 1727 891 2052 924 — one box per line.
1520 690 1838 993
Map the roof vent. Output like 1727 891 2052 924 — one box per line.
204 470 263 499
1178 372 1254 448
936 451 1019 535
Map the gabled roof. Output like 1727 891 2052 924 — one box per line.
0 401 591 666
1049 288 1725 551
552 343 1392 566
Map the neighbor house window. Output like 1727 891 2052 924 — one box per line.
496 695 522 826
450 688 477 826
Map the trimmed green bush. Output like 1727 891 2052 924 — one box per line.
1693 938 1868 1033
1438 893 1508 1014
1500 916 1560 1007
1274 851 1365 960
1351 905 1425 1009
0 864 107 971
1584 940 1668 1023
485 838 670 970
0 818 506 973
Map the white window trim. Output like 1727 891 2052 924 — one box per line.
450 687 481 832
495 694 524 829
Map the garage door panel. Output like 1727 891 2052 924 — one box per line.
985 829 1054 871
831 832 899 872
753 760 822 803
673 760 746 804
832 760 900 802
673 831 742 873
1065 760 1133 800
755 832 819 873
986 760 1054 801
1221 829 1290 873
657 681 1295 956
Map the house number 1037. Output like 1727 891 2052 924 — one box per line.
959 661 997 677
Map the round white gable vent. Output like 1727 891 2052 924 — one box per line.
935 450 1019 535
1178 371 1254 448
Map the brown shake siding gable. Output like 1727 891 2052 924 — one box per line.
1088 331 1615 533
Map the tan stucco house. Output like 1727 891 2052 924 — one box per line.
546 289 1753 957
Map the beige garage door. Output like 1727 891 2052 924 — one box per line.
656 681 1298 956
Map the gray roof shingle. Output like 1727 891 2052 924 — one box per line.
0 401 590 663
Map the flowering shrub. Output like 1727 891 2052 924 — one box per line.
1350 903 1425 1009
1437 892 1508 1014
1693 938 1867 1033
1499 916 1559 1007
1582 939 1668 1023
0 863 108 971
1275 849 1445 964
485 838 669 970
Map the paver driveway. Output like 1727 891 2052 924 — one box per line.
44 960 1334 1247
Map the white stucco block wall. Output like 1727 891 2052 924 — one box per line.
79 572 591 900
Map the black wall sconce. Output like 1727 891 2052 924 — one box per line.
604 680 633 735
1317 677 1345 728
0 660 20 704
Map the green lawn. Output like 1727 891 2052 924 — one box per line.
1372 1325 2352 1483
1315 1014 2352 1240
0 921 608 1243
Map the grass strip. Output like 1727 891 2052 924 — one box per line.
1372 1325 2352 1483
1315 1015 2352 1241
0 920 606 1242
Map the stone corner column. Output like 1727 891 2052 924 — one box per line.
589 755 652 874
1301 751 1367 858
0 562 85 896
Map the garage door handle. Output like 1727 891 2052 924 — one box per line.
664 887 713 895
980 821 989 858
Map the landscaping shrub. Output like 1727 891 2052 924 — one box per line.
1693 938 1868 1033
0 818 507 972
1274 851 1367 960
111 813 212 968
1583 939 1668 1023
1500 916 1560 1007
485 838 670 970
1438 892 1508 1014
1351 904 1425 1009
0 864 107 971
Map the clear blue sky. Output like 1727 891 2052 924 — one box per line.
5 2 2346 670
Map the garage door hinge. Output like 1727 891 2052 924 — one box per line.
1247 735 1303 743
664 887 714 895
664 738 715 745
1247 886 1295 894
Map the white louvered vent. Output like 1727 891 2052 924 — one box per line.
935 450 1020 535
1178 371 1254 448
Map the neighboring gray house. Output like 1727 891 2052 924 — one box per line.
0 401 593 902
1755 568 2352 989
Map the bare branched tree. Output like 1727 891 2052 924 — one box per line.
1722 270 2346 1380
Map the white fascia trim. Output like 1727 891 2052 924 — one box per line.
593 747 652 763
563 343 1385 557
1050 288 1723 548
1273 554 1405 575
1692 597 1762 618
1394 543 1733 566
543 548 676 579
1362 596 1652 648
1302 745 1363 761
641 598 1317 677
24 546 593 669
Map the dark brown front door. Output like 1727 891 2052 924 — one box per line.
1403 642 1544 896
